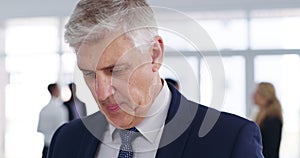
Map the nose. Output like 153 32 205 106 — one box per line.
95 72 115 102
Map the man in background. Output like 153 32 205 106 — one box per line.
37 83 68 158
165 78 180 90
64 83 87 121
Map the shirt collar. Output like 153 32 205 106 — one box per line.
108 79 171 143
136 79 171 143
50 97 63 105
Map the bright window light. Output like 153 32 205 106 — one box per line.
5 17 59 54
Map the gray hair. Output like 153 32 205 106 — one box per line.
65 0 158 49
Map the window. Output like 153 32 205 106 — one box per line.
5 18 59 54
198 19 248 50
4 18 60 158
250 9 300 49
160 55 200 103
200 56 246 117
255 54 300 158
250 17 300 49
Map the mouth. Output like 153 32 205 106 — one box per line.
105 104 121 112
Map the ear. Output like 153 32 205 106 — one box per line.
151 36 164 72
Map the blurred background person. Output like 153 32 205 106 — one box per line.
37 83 68 158
253 82 283 158
64 83 87 121
165 78 180 90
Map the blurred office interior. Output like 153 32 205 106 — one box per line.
0 0 300 157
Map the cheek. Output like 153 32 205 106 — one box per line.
127 67 152 101
255 95 266 106
253 94 258 102
131 65 152 87
84 77 97 99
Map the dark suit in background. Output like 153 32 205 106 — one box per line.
64 83 87 121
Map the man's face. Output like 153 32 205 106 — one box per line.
77 35 163 129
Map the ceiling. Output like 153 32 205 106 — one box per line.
0 0 300 20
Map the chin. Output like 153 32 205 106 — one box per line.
109 114 135 128
111 121 133 129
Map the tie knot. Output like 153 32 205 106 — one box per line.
118 127 139 144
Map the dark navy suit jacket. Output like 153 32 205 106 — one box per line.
48 83 264 158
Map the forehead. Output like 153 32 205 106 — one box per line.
76 35 135 70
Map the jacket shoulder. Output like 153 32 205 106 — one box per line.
47 113 101 158
184 100 263 157
189 100 255 132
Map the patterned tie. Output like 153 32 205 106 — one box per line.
118 127 139 158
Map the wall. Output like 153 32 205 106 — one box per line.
0 24 6 158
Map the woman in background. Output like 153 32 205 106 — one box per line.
253 82 283 158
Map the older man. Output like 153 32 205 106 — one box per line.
48 0 263 157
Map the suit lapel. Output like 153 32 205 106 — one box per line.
77 83 199 158
81 135 100 158
80 112 108 158
155 83 198 158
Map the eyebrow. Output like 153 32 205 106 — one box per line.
77 64 115 72
78 68 94 74
97 63 129 71
99 65 115 71
78 62 130 73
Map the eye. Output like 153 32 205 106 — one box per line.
111 65 129 75
112 67 122 73
82 71 96 78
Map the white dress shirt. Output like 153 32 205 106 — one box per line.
96 80 171 158
37 97 68 146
